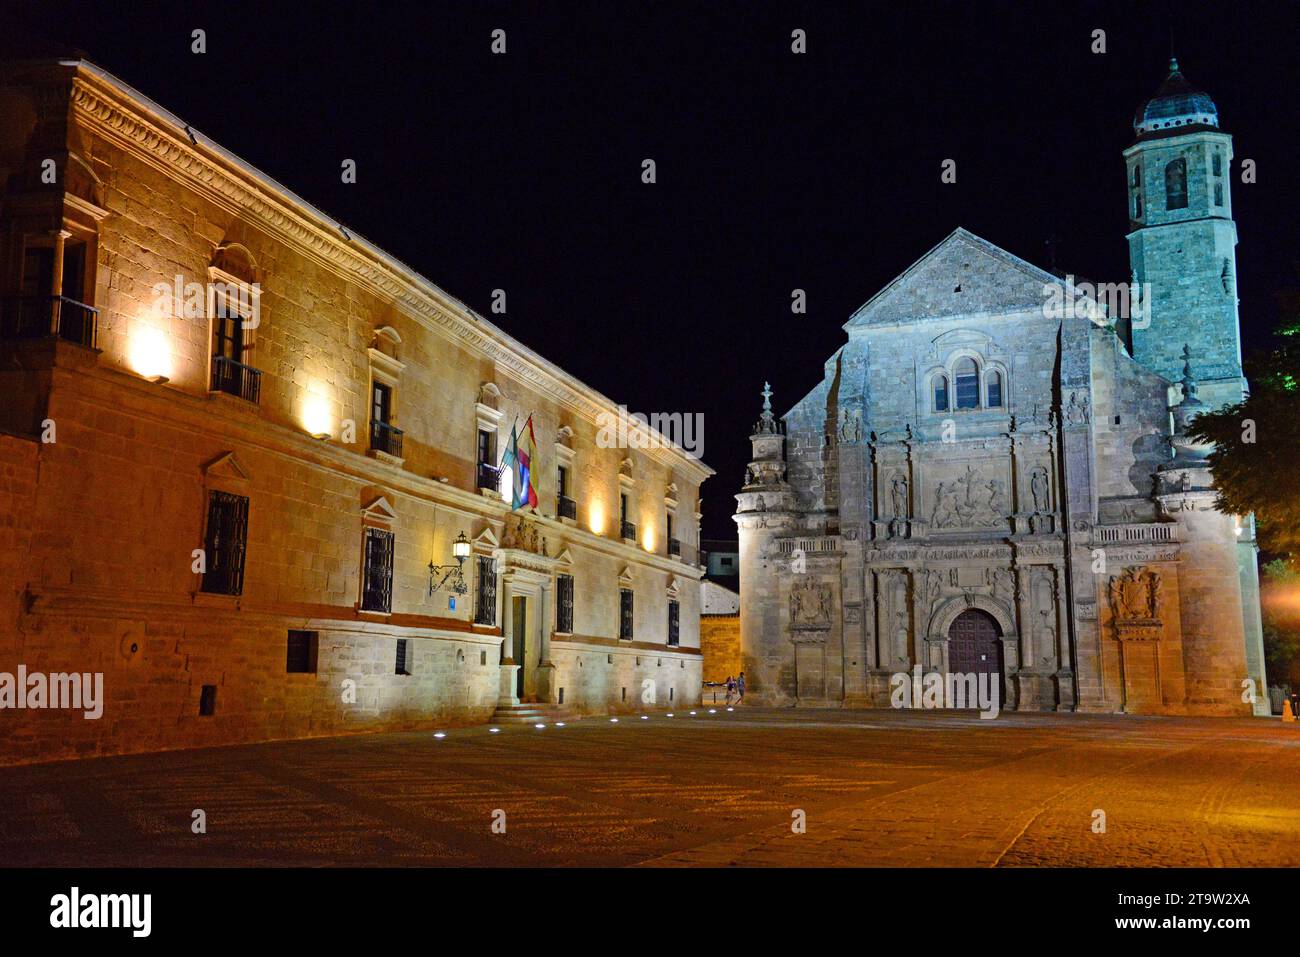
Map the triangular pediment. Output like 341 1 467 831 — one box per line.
617 566 634 587
201 451 250 484
473 526 500 550
360 495 398 523
844 228 1099 329
553 546 574 568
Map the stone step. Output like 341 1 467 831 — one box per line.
490 702 572 724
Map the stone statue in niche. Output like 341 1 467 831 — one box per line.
1063 391 1091 426
1030 466 1050 513
890 474 909 520
790 581 833 629
1038 608 1057 666
838 408 862 444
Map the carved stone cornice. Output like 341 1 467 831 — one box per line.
65 66 711 482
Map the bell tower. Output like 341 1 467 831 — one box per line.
1124 59 1245 410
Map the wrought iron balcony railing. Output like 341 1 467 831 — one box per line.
210 354 262 404
668 537 681 557
621 520 637 542
369 419 404 458
477 462 502 492
558 495 577 520
0 295 98 349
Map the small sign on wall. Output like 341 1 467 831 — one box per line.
449 597 456 611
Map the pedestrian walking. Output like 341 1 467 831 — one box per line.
736 671 746 704
725 675 736 705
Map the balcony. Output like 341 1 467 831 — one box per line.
369 419 404 458
0 296 98 349
668 537 681 558
210 355 262 404
621 520 637 542
558 495 577 520
477 462 502 492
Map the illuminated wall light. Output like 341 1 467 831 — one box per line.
534 723 546 729
489 727 500 733
642 528 655 552
128 324 172 382
555 721 566 727
588 501 606 536
302 389 333 439
609 717 619 723
433 731 446 739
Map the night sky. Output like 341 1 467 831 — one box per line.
8 0 1298 540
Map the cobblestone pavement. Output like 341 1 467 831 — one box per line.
1 708 1298 867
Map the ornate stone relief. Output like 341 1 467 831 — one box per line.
790 581 833 630
930 464 1007 529
1062 391 1091 426
1107 566 1164 640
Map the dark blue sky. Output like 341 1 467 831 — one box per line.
9 0 1298 538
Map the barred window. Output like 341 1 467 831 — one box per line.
201 490 249 596
395 638 411 676
667 599 680 647
619 588 634 640
557 574 575 633
474 555 497 625
361 527 395 613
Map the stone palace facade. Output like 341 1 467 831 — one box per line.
736 61 1267 716
0 58 710 764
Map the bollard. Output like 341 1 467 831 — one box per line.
1283 698 1296 723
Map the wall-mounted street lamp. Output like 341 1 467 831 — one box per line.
429 531 472 595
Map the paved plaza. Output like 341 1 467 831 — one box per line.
1 708 1298 867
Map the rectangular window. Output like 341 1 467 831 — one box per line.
474 554 497 625
371 382 392 425
667 599 680 647
557 574 575 633
200 490 249 596
477 429 494 465
199 685 217 717
395 638 411 675
361 527 395 613
933 377 949 412
286 630 318 674
557 465 569 497
619 589 634 640
1214 182 1223 206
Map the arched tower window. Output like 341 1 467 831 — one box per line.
1164 158 1188 210
986 370 1003 408
932 373 949 412
1131 163 1141 187
1211 151 1222 176
954 358 979 410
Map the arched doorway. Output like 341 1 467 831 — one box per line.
947 608 1004 699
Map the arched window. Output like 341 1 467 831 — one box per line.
986 370 1003 408
1211 151 1222 177
932 374 949 412
1131 163 1141 187
1133 193 1143 218
1165 158 1188 210
954 358 979 410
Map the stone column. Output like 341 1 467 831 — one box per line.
50 229 68 334
497 574 519 707
537 580 557 703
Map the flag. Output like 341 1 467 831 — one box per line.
514 415 540 511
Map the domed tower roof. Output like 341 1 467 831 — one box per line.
1133 58 1219 140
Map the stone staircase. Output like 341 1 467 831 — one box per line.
490 701 573 725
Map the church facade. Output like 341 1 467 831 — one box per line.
735 61 1268 716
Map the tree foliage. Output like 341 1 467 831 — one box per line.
1188 314 1300 564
